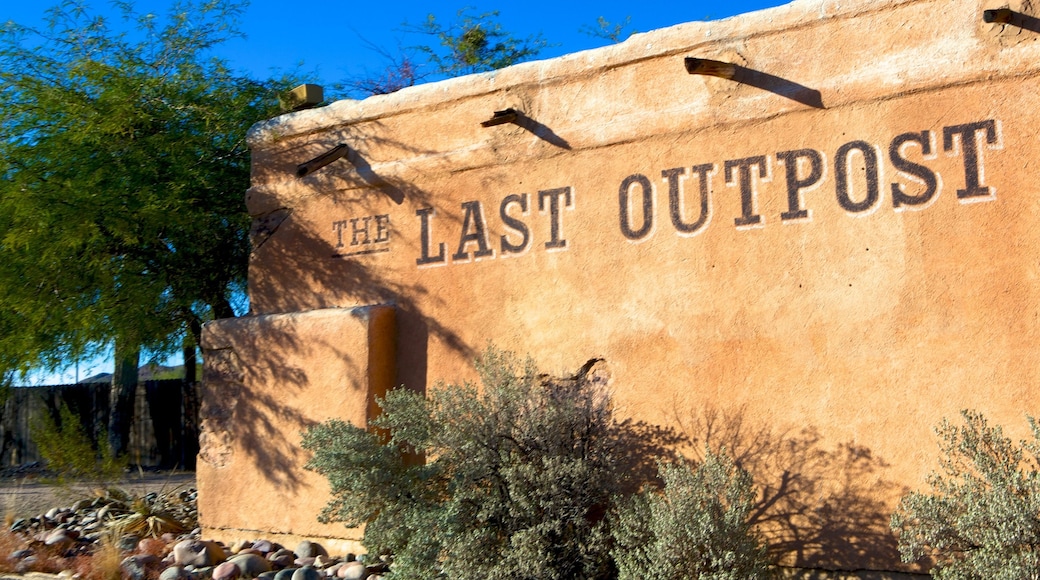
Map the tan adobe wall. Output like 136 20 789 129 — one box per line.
200 0 1040 572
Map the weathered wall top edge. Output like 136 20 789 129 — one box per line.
201 305 393 348
246 0 929 147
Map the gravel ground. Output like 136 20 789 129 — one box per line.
0 468 196 522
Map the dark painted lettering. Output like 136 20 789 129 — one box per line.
664 164 714 235
415 207 446 265
332 220 347 248
350 216 372 246
776 149 823 221
890 131 939 208
500 194 530 254
943 120 999 200
374 214 391 243
724 156 768 227
539 187 572 249
453 201 494 261
835 140 880 213
619 174 654 240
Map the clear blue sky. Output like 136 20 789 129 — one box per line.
3 0 789 384
2 0 789 91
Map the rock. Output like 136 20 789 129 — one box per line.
291 566 322 580
273 569 297 580
229 552 272 576
313 554 335 568
175 539 227 567
267 548 295 569
160 566 193 580
257 572 279 580
138 536 167 556
213 561 242 580
294 556 315 567
338 561 369 580
121 554 159 580
117 534 142 552
44 528 75 550
15 554 37 573
251 539 274 554
8 548 31 561
293 540 326 559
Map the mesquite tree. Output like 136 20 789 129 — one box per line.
0 0 290 455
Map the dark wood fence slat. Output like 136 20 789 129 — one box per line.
0 380 199 470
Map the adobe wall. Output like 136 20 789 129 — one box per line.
199 0 1040 572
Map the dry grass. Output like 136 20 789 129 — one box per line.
69 537 124 580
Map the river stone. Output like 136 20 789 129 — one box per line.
337 561 369 580
8 548 31 561
293 540 326 559
44 528 74 550
160 566 193 580
291 566 322 580
267 548 294 568
273 569 297 580
229 552 272 576
175 539 225 567
213 561 242 580
121 554 158 580
118 534 142 552
138 537 167 555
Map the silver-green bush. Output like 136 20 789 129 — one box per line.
303 348 642 579
611 452 774 580
891 410 1040 579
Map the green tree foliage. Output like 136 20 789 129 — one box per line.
415 9 549 77
0 1 290 452
303 348 650 580
891 410 1040 579
580 16 636 44
612 453 774 580
342 9 548 97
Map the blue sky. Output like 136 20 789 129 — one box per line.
2 0 789 90
3 0 789 384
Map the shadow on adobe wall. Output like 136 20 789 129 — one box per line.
674 406 912 574
200 131 474 492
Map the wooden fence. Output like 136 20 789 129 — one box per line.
0 380 200 470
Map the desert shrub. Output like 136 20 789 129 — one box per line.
891 410 1040 579
611 451 774 580
303 347 648 580
31 402 125 483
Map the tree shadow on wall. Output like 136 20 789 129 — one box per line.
201 129 474 493
674 406 911 574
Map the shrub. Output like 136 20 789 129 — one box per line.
891 410 1040 579
31 401 125 483
303 347 645 580
611 451 774 580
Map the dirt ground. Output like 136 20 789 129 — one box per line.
0 469 196 522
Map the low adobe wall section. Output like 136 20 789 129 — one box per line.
199 0 1040 573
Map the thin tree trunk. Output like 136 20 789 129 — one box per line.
184 316 202 384
108 339 139 459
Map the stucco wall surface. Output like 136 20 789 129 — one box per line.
202 0 1040 572
198 306 394 554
